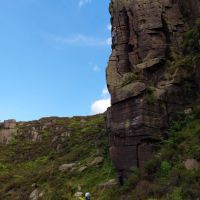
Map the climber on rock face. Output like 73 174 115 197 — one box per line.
112 26 117 46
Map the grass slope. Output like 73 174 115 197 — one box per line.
0 114 116 200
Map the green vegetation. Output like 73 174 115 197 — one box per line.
166 18 200 77
109 105 200 200
145 86 156 105
1 108 200 200
121 72 142 87
0 114 117 200
183 18 200 54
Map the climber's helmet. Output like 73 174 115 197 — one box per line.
85 192 90 198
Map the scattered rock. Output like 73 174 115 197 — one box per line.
29 189 39 200
29 189 44 200
88 156 103 166
78 166 87 172
59 163 76 172
99 179 118 188
39 191 45 198
184 159 200 170
74 191 83 198
184 108 193 114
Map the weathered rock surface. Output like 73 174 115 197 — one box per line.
59 163 76 172
29 189 44 200
0 120 17 144
99 179 118 188
74 191 83 198
78 165 87 172
106 0 200 181
184 159 200 170
88 156 104 166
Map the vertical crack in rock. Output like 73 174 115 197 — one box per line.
106 0 200 183
161 13 172 60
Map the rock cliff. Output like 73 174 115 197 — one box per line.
106 0 200 181
0 120 17 144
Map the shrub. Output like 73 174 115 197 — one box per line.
159 160 171 178
169 112 191 133
193 104 200 119
145 86 156 105
144 157 161 175
183 18 200 54
168 187 183 200
121 72 139 87
120 168 140 192
195 127 200 138
188 145 200 161
8 135 18 145
0 162 9 171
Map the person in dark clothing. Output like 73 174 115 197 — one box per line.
118 170 124 186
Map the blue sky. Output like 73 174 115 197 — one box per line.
0 0 111 121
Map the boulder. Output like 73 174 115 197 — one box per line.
184 159 200 170
29 189 39 200
74 191 83 198
59 163 76 172
78 166 87 172
136 58 163 70
88 156 103 166
99 179 118 188
112 82 146 104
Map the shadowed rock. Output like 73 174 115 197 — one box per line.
106 0 200 181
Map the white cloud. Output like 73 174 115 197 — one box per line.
107 24 112 31
90 86 111 115
106 37 112 45
78 0 92 7
102 86 109 98
93 65 101 72
55 34 110 46
91 98 111 115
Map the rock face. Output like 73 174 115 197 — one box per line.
0 120 17 143
184 159 200 170
59 163 76 172
106 0 200 181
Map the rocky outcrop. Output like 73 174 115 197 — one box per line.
106 0 200 181
0 120 17 143
184 158 200 170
